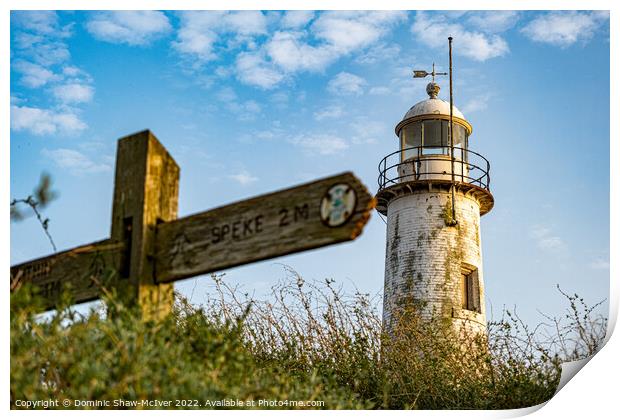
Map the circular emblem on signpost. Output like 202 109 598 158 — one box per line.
320 183 357 227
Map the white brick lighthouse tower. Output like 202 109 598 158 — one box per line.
376 59 494 337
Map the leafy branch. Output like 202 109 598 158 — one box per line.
11 173 57 252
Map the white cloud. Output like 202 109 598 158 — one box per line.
589 257 609 270
350 118 385 144
312 11 407 55
216 87 238 103
244 100 261 113
328 72 366 96
589 258 610 270
462 94 492 115
42 148 111 174
11 11 71 67
224 11 268 35
11 105 87 135
282 11 315 28
25 41 70 67
412 12 509 61
314 105 344 121
173 12 220 61
235 52 284 89
52 83 95 104
62 65 92 81
260 11 405 78
355 43 401 65
173 11 267 63
270 91 289 106
369 86 391 95
86 11 172 46
256 130 277 140
529 226 566 253
229 170 258 185
159 11 407 89
11 11 95 137
13 32 45 50
266 31 334 72
289 134 349 155
13 60 59 88
521 11 609 48
11 11 61 36
466 11 520 33
215 87 262 120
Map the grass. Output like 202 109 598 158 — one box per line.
10 268 607 409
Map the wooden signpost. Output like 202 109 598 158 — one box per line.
10 130 375 317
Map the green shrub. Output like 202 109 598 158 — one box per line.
10 270 607 410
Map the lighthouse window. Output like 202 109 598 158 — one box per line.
422 120 449 154
453 124 467 149
460 266 480 313
400 120 469 161
401 122 422 160
453 125 468 163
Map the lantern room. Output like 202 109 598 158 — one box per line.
396 82 471 161
376 80 492 215
393 81 472 183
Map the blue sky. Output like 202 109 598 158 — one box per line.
9 10 610 328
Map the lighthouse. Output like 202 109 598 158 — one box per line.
376 61 494 337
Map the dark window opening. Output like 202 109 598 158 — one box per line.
460 267 480 313
120 216 133 278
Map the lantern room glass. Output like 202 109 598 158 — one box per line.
400 120 469 162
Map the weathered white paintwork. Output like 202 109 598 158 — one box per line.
380 83 491 338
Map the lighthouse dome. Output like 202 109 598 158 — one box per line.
395 82 472 136
402 98 465 121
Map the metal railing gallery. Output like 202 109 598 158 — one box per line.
378 146 491 191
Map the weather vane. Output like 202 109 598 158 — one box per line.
412 37 459 224
412 63 447 83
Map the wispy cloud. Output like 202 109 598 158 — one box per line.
11 11 66 36
235 51 285 89
173 11 267 63
589 257 610 270
52 83 95 104
265 31 335 73
466 11 520 33
521 11 609 48
412 12 509 61
42 148 111 174
355 43 401 65
228 170 259 185
13 60 60 88
170 11 405 89
312 11 407 54
215 87 263 120
281 11 315 29
11 105 87 135
11 11 93 136
289 133 349 155
350 118 385 144
529 225 566 253
369 86 391 96
12 11 72 67
462 93 492 115
327 72 366 96
86 11 172 46
261 10 407 79
313 105 344 121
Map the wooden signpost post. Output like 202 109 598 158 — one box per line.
10 130 375 317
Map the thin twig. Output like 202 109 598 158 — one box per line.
11 196 57 252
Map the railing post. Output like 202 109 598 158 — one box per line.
487 160 491 189
461 148 464 183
